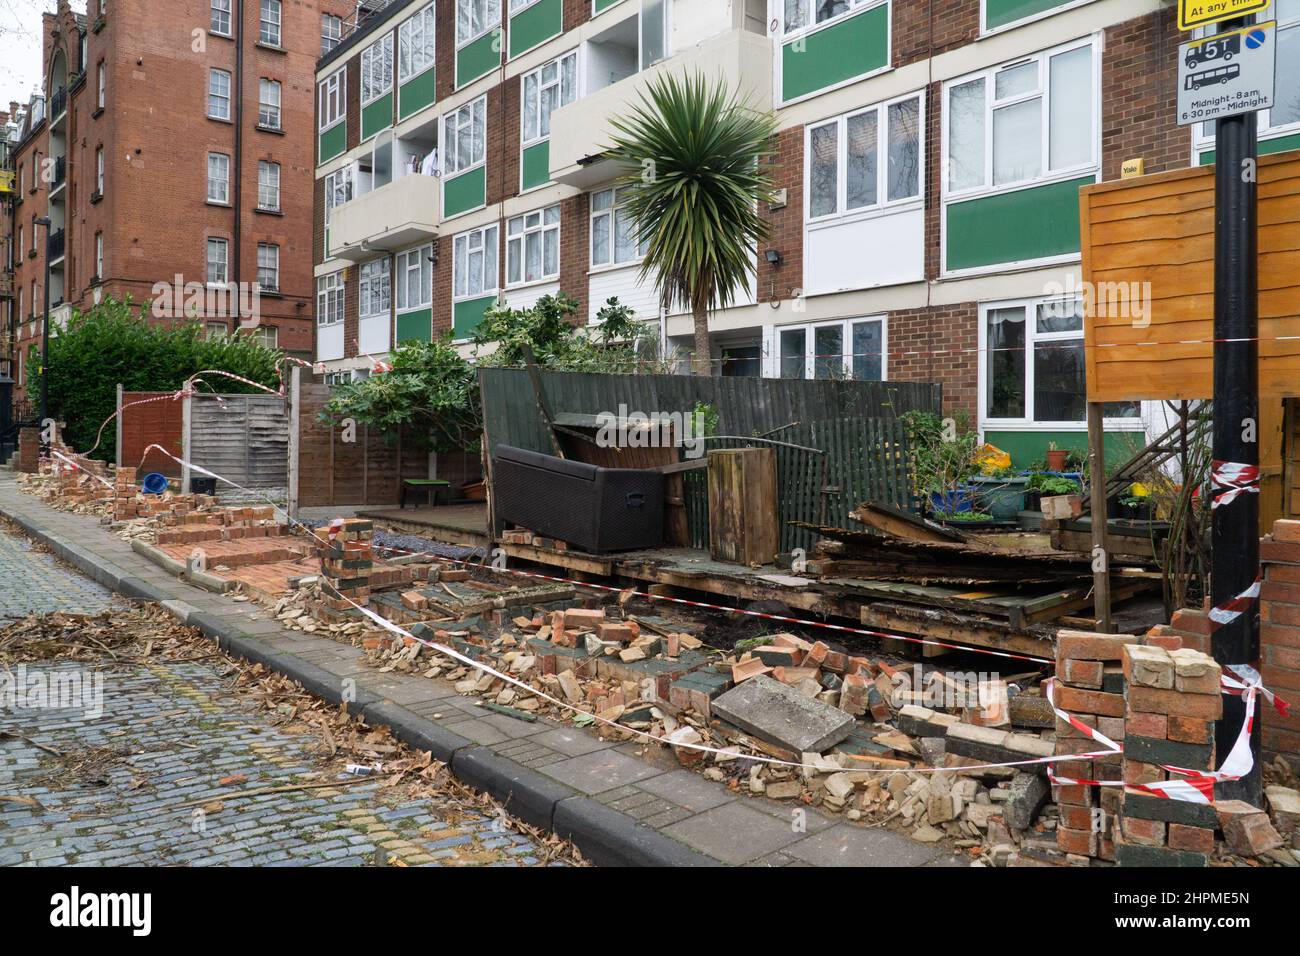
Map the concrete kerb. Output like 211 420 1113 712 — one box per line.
0 500 720 867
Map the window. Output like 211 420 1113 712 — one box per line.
782 0 878 34
641 0 668 70
249 326 278 349
945 39 1096 196
257 160 280 211
97 61 105 109
322 14 343 55
590 186 647 267
774 317 886 380
399 3 437 81
981 297 1139 425
206 321 228 340
324 166 353 237
256 243 280 292
453 224 499 299
807 92 922 221
456 0 500 46
207 238 229 285
95 232 104 281
319 68 345 130
506 205 560 285
211 0 232 36
95 146 104 195
259 79 281 129
259 0 282 46
521 51 577 145
444 96 486 174
207 152 230 203
317 272 344 325
360 259 391 318
396 244 433 310
361 34 394 104
208 68 232 120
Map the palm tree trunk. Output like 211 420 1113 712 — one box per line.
691 302 711 377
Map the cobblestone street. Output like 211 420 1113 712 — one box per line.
0 527 564 867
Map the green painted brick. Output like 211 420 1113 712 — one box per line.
945 175 1093 272
456 30 500 88
508 0 562 58
398 68 436 121
1115 844 1207 867
1123 735 1214 770
521 140 550 191
781 5 888 101
1121 793 1219 829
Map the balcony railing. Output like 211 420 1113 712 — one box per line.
50 87 67 121
48 229 66 261
52 155 66 190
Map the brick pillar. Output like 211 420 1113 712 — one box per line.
113 466 138 521
320 518 373 610
1116 643 1222 866
1052 631 1129 862
1261 519 1300 772
16 427 39 474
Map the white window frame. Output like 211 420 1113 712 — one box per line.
977 296 1143 431
206 237 229 286
1192 4 1300 158
210 0 232 37
768 316 888 381
260 0 282 47
360 258 392 319
444 95 487 175
208 68 232 121
399 3 437 83
318 68 346 132
452 224 499 303
97 61 105 109
256 243 280 293
257 160 281 211
521 49 578 148
361 33 394 105
322 14 343 54
208 152 230 204
506 204 561 287
804 89 925 226
323 166 354 241
942 36 1099 203
780 0 884 35
316 272 345 325
456 0 501 48
95 232 104 280
396 244 434 311
589 186 647 270
95 146 104 194
259 78 282 130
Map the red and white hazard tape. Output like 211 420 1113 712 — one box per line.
47 449 115 489
1208 576 1262 631
1211 460 1261 510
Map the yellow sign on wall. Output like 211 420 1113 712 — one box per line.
0 170 13 195
1179 0 1271 32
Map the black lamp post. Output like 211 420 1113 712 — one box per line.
33 216 51 447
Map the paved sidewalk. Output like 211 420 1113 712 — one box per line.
0 474 964 867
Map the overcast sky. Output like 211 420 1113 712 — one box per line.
0 0 83 111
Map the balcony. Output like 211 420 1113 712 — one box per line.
330 172 440 263
48 228 66 262
548 27 773 189
50 155 67 197
0 271 13 299
49 87 67 124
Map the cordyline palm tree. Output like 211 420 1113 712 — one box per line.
607 72 777 376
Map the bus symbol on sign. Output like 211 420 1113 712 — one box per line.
1186 64 1242 91
1185 34 1240 69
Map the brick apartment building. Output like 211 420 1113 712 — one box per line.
311 0 1300 466
0 0 356 404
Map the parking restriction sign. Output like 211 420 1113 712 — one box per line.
1177 21 1277 126
1178 0 1272 32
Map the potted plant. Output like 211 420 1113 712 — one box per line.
903 411 983 518
1117 483 1155 521
1025 473 1080 512
1045 441 1070 472
970 466 1030 521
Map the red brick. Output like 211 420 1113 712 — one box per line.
1059 803 1093 830
1057 685 1126 718
1121 816 1167 847
1272 520 1300 543
1056 826 1098 856
1168 823 1215 853
1126 711 1168 739
1167 715 1212 744
1063 658 1104 689
1127 685 1223 720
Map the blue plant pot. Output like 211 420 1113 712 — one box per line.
930 487 975 515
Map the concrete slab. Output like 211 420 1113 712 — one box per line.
784 824 952 867
633 769 736 813
533 727 615 757
711 675 855 753
663 801 805 864
542 750 665 795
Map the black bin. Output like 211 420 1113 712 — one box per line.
493 445 662 554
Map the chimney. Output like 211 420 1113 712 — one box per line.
57 0 71 16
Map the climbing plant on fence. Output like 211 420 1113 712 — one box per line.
31 297 283 459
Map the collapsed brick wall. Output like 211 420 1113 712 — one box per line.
17 426 39 474
119 391 183 477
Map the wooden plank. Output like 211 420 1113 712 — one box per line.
848 501 967 543
1088 402 1113 633
707 447 778 565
